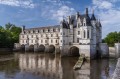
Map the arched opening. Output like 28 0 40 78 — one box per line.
69 46 80 56
48 45 55 53
29 45 34 52
39 44 45 52
20 44 25 51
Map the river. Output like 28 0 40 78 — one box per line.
0 53 117 79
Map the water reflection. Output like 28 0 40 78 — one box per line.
0 53 117 79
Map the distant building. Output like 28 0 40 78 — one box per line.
18 8 108 59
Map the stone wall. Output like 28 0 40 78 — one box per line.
115 43 120 58
99 43 109 58
109 47 116 58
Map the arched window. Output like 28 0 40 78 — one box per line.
87 30 89 38
84 30 86 38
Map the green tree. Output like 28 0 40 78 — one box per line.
0 23 21 48
104 31 120 46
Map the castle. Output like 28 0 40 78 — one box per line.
15 8 109 59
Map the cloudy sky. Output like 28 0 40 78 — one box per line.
0 0 120 38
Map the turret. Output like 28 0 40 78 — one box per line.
86 8 88 16
76 12 79 19
91 9 96 21
84 8 91 26
67 16 71 24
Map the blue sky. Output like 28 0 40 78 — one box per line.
0 0 120 38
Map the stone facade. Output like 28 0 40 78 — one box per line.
18 8 105 59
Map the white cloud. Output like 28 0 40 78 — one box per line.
91 0 120 38
0 0 35 8
52 6 75 21
93 0 113 9
41 0 75 22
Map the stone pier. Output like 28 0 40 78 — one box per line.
115 43 120 58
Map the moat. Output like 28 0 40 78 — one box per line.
0 53 117 79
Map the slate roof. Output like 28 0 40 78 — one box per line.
25 25 60 31
91 14 96 20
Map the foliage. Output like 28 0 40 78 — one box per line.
0 23 21 48
103 31 120 47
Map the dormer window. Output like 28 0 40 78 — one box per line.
43 29 44 32
53 29 55 32
78 31 80 35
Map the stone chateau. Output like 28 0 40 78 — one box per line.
15 8 109 59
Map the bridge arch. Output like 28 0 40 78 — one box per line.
69 46 80 56
20 44 25 51
48 45 55 53
39 44 45 52
29 45 34 52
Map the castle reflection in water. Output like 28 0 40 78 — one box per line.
19 53 63 79
16 53 115 79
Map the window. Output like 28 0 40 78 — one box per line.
84 30 86 38
31 35 33 38
31 40 33 43
78 31 80 35
51 40 53 43
56 40 57 43
61 40 62 43
51 34 53 37
53 29 55 32
45 40 47 43
22 35 24 38
77 38 79 43
22 40 24 43
87 30 89 38
35 40 37 43
41 40 43 43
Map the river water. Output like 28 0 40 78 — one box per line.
0 53 117 79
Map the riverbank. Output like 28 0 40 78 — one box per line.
0 48 13 55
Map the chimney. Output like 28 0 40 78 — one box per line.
22 25 25 33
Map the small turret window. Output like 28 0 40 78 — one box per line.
84 30 86 38
87 30 89 38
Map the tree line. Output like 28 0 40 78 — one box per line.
103 31 120 47
0 23 21 48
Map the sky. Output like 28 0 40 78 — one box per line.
0 0 120 38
